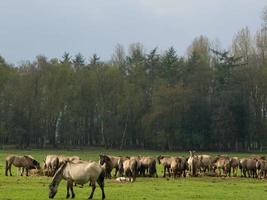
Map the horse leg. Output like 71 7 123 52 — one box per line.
243 169 246 177
155 168 158 178
97 170 106 200
168 167 171 177
132 170 136 182
163 166 166 177
114 167 118 177
5 161 9 176
66 181 70 198
21 167 24 176
26 169 29 176
9 164 12 176
88 182 96 199
70 182 75 198
108 170 112 179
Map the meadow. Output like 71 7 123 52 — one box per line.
0 148 267 200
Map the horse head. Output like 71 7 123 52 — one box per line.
32 159 41 170
24 155 41 170
157 155 163 164
48 162 67 199
49 182 58 199
99 155 111 165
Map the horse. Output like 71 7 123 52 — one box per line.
230 157 239 177
139 156 158 177
58 155 81 166
170 157 182 178
187 151 200 177
212 157 231 177
5 155 41 176
118 157 138 181
99 154 128 177
157 155 172 177
44 155 59 176
48 160 105 199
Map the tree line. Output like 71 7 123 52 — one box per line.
1 10 267 151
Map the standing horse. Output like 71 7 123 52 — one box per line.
157 155 173 177
5 155 40 176
44 155 59 176
48 160 105 199
99 154 128 177
118 157 138 181
139 156 158 177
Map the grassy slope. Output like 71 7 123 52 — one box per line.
0 149 267 200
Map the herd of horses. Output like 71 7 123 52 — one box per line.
4 151 267 199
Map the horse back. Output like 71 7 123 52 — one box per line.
65 162 103 184
6 155 26 168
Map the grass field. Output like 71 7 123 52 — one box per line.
0 148 267 200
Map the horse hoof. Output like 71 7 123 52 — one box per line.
71 194 75 199
66 194 70 198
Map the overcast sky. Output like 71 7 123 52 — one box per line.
0 0 266 64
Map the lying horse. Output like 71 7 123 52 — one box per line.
48 160 105 199
5 155 41 176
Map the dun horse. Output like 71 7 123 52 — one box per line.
48 160 105 199
5 155 40 176
99 154 128 177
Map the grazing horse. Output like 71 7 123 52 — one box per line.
5 155 41 176
48 160 105 199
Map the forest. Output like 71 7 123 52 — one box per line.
0 12 267 151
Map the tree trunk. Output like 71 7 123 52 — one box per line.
120 110 129 150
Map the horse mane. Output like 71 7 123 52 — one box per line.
101 155 112 162
24 155 34 160
51 162 67 185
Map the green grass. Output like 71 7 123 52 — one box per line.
0 149 267 200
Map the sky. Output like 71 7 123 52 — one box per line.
0 0 266 64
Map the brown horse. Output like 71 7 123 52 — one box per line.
5 155 41 176
49 160 105 199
